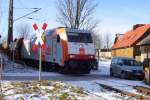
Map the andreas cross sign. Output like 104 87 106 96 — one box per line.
32 23 47 81
32 23 47 51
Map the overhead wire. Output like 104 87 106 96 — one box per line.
13 0 50 24
14 7 41 10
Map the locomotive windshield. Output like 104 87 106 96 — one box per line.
67 32 93 43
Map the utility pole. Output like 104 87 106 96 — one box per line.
7 0 41 46
7 0 13 46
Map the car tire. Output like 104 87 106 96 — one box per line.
110 68 114 76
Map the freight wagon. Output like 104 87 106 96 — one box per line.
15 28 98 74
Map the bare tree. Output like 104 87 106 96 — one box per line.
92 33 102 59
56 0 99 30
1 36 7 43
103 32 112 50
1 36 8 49
92 33 102 49
16 24 31 39
56 0 101 51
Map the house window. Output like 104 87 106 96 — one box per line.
134 46 141 56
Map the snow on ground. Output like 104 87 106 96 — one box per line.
4 61 37 73
2 53 62 77
91 59 111 75
2 54 38 73
67 59 149 100
65 59 135 100
67 81 135 100
2 81 101 100
98 59 111 75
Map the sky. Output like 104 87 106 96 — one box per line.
0 0 150 42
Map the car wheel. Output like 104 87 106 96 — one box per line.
110 68 114 76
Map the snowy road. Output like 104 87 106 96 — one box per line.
3 73 110 81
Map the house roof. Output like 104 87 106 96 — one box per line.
112 24 150 49
138 34 150 45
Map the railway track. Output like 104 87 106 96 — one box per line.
97 81 150 100
134 86 150 96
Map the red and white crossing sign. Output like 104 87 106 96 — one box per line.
32 23 47 52
32 23 47 81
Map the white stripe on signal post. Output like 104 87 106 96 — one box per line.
34 29 44 46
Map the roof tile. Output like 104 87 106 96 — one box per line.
112 24 150 49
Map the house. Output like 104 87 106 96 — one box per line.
138 34 150 62
99 49 111 59
138 34 150 84
112 24 150 61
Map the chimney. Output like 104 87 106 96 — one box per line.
133 24 145 30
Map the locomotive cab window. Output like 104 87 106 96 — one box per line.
67 32 93 43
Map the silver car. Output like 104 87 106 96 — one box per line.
110 57 144 79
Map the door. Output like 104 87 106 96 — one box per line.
111 58 118 75
116 59 124 75
52 37 57 62
56 35 63 66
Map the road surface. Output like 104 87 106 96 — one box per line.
3 70 110 81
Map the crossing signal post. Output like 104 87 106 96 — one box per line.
33 23 47 81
